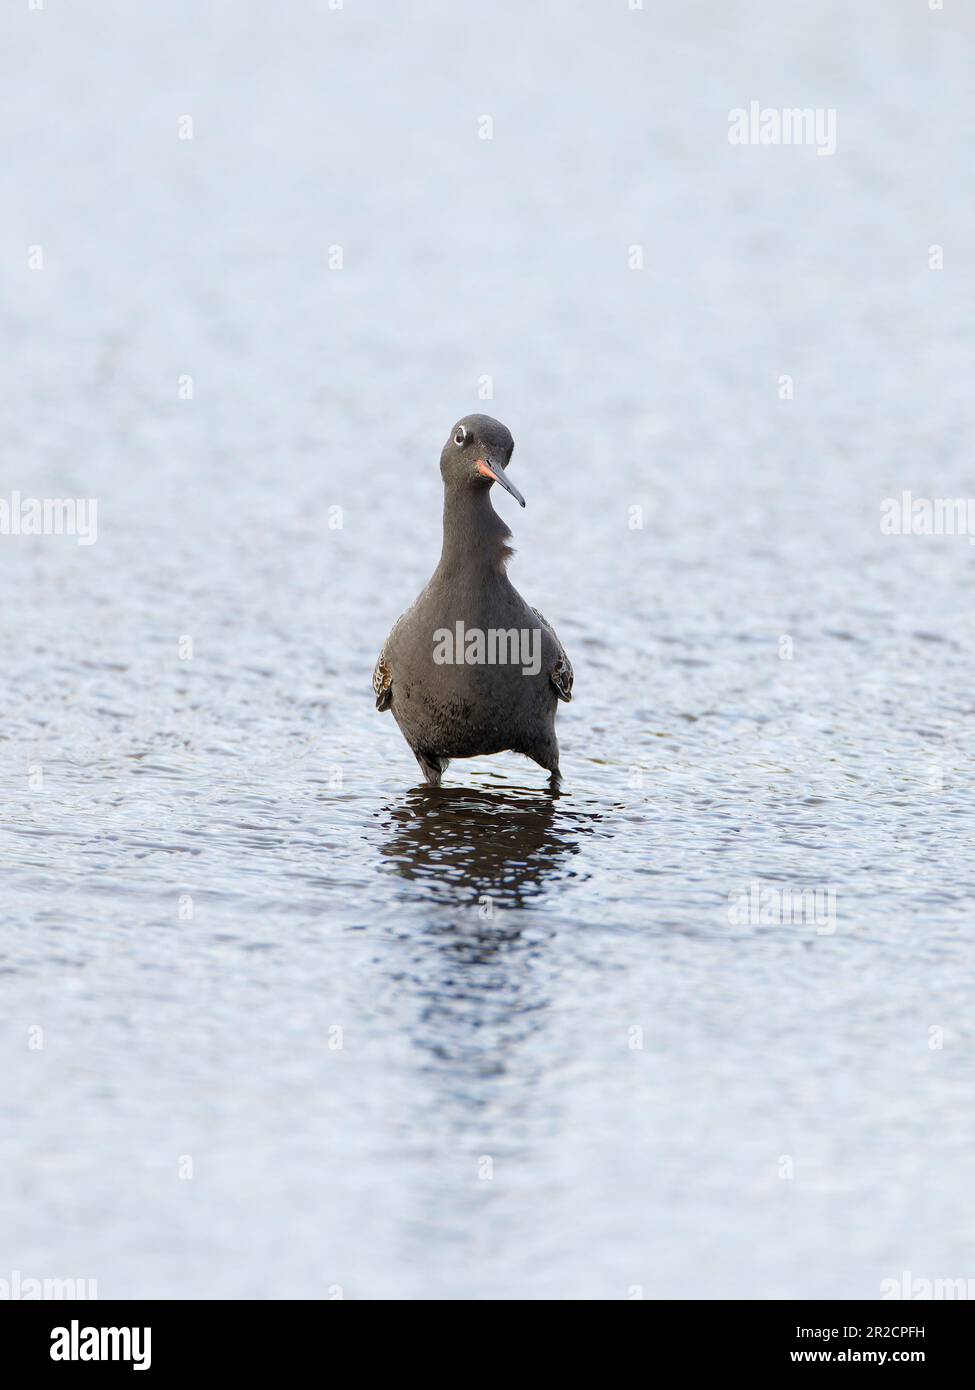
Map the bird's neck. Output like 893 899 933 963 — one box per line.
438 485 513 578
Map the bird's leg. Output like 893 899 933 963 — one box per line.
414 751 446 787
527 740 562 786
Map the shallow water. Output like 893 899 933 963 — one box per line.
2 0 974 1298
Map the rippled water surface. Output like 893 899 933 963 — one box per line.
2 1 974 1298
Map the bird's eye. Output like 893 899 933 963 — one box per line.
454 427 466 447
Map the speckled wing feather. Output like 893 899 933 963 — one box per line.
531 607 573 703
374 607 412 712
372 646 393 711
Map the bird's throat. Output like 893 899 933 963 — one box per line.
439 484 514 577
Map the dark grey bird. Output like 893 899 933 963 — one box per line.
373 414 572 787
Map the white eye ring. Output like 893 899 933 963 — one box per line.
454 427 466 446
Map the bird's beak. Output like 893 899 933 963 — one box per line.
476 458 526 508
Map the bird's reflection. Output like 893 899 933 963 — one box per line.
378 782 592 911
372 783 598 1205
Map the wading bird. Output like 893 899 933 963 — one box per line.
373 414 572 786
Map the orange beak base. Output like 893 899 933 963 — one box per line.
474 458 526 507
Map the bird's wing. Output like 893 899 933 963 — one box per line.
551 645 574 702
531 607 573 703
374 606 413 712
372 646 393 711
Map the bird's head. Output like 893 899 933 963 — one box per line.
439 414 524 508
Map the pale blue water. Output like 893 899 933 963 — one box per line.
1 0 973 1299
